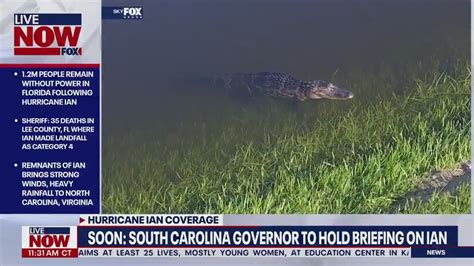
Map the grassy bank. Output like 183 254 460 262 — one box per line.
398 184 471 214
103 65 471 214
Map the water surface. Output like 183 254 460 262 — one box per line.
102 0 470 139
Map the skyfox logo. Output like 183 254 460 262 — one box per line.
124 7 142 17
112 7 143 19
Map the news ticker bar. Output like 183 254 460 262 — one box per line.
19 215 474 259
23 247 413 258
21 247 474 258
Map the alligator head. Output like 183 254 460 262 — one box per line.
301 80 353 100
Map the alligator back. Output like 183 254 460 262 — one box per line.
219 72 302 100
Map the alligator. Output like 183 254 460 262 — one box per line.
216 72 354 101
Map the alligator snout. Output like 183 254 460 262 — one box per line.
307 82 354 100
334 88 354 100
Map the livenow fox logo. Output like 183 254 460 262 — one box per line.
22 226 78 258
14 13 82 56
28 227 71 247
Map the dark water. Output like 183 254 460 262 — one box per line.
102 0 470 136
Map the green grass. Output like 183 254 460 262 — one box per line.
103 64 471 214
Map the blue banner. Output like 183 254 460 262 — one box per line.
412 247 474 258
0 65 100 214
29 227 70 234
77 226 458 248
14 14 82 25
